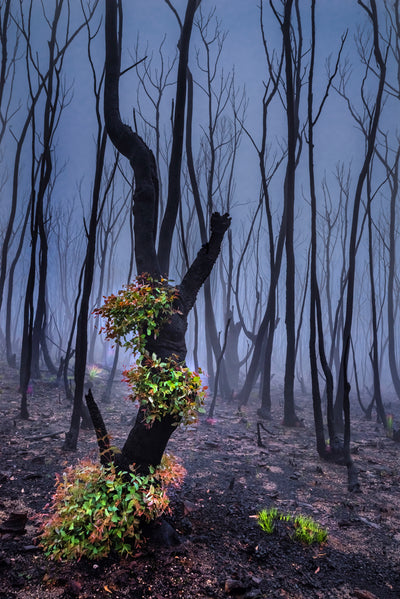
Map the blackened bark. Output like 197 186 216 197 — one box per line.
157 0 199 275
102 0 229 474
104 0 160 278
282 0 300 427
0 0 11 129
117 212 230 472
179 212 231 315
117 410 177 474
335 0 386 432
64 129 107 451
85 389 114 466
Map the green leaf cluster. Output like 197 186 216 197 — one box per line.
123 355 206 427
93 275 178 354
40 453 185 561
257 508 328 545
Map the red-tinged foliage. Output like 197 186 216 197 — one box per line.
40 453 185 560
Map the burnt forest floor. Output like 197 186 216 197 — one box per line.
0 361 400 599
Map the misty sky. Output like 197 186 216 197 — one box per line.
49 0 382 213
2 1 400 389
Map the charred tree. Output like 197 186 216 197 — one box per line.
19 0 65 417
366 167 386 427
64 2 110 450
307 0 346 461
333 0 386 488
92 0 230 472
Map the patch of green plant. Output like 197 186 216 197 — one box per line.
92 274 178 354
87 364 103 381
293 514 328 544
257 507 278 534
40 453 185 561
257 508 328 545
123 354 205 427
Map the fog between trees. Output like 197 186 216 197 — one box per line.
1 0 400 460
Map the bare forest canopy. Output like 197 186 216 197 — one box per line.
1 0 400 460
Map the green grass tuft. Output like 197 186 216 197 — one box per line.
257 507 328 545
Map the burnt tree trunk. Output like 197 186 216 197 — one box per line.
103 0 230 472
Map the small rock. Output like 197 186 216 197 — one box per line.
0 512 27 534
22 545 40 552
67 580 83 596
146 519 181 547
224 578 249 594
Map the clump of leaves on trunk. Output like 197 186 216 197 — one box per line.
94 274 206 425
93 275 178 352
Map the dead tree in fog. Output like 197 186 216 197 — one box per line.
0 1 97 322
376 0 400 402
366 167 386 426
235 0 285 414
319 171 348 385
279 0 304 426
0 0 98 416
19 0 68 417
237 0 303 426
86 164 126 367
131 35 177 218
0 0 20 148
185 7 241 398
64 2 111 450
334 0 387 460
378 143 400 401
5 200 30 368
0 0 19 321
307 0 348 466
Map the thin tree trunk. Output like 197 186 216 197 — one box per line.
64 129 107 451
366 169 386 427
335 0 386 491
282 0 299 426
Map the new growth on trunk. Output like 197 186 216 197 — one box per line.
93 0 230 474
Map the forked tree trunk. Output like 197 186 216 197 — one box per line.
100 0 230 472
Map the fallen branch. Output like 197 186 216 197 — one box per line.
257 421 274 448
